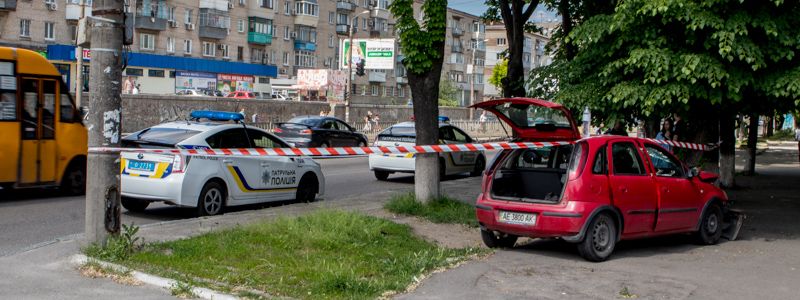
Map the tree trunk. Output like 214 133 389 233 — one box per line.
558 0 576 60
407 47 445 203
719 107 736 188
499 0 539 97
766 115 774 137
743 112 759 176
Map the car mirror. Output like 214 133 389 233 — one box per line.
687 167 699 178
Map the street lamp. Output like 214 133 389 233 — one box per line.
469 38 489 120
345 10 371 123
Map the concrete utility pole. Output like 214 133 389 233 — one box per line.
85 0 125 244
75 0 87 107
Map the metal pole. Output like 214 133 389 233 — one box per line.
85 0 125 244
469 46 475 120
346 22 353 123
75 0 87 107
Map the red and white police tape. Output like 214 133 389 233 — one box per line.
88 139 713 156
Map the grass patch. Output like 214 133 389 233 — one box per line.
84 224 143 261
79 261 142 286
385 193 478 227
116 210 481 299
170 281 197 299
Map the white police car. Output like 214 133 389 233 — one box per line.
368 117 485 180
120 111 325 216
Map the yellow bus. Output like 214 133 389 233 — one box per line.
0 47 87 194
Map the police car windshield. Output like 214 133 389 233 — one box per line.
122 128 201 148
287 116 322 127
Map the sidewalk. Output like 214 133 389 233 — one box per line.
0 175 484 298
400 143 800 300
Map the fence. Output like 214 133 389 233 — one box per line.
250 120 510 142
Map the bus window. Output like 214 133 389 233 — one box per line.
0 92 14 120
42 80 56 139
60 82 80 123
22 79 38 140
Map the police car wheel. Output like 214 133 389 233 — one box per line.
471 156 486 177
296 173 318 203
320 142 330 148
121 197 149 213
197 181 225 216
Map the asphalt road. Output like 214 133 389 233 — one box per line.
0 154 492 256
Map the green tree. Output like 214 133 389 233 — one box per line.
531 0 800 187
439 77 460 107
483 0 541 97
390 0 448 201
488 59 508 95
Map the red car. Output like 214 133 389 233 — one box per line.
226 91 255 99
472 98 740 261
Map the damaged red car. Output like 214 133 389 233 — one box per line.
472 98 742 262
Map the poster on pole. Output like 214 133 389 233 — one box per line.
340 39 395 70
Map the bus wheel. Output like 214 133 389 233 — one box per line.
60 163 86 195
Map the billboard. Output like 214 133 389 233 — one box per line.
295 69 348 101
217 74 255 94
340 38 395 70
175 71 217 92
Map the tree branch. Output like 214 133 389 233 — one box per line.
522 0 539 21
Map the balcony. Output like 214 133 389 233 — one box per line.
370 8 391 20
0 0 16 10
336 24 350 35
248 32 273 45
395 76 407 84
452 26 463 36
199 9 229 39
336 1 355 12
368 71 386 83
135 15 168 31
294 41 316 51
66 3 91 20
451 45 463 53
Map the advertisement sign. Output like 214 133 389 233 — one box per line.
175 71 217 92
295 69 348 101
341 39 395 70
217 74 255 94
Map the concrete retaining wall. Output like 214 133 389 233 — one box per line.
120 94 470 132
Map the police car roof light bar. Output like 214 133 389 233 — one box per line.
190 110 245 123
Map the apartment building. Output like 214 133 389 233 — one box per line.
0 0 485 106
483 22 552 99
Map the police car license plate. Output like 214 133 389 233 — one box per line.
128 160 156 172
498 211 536 225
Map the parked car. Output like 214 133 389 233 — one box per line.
368 119 485 180
204 90 225 97
176 89 205 97
273 116 368 148
472 98 739 262
226 91 256 99
271 94 292 101
119 110 324 216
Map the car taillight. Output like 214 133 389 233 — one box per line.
299 129 312 135
173 155 186 173
273 127 283 133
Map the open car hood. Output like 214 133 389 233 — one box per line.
471 98 581 141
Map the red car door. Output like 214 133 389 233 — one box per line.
608 140 659 235
641 142 702 232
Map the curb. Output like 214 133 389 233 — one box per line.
70 254 238 300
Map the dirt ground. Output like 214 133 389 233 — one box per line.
396 142 800 300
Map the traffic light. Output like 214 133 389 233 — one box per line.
356 60 365 76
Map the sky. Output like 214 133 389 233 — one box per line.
448 1 560 22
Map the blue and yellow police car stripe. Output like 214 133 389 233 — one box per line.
226 165 298 193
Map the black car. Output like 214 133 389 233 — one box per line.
274 116 368 147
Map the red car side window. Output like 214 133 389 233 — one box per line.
611 142 646 175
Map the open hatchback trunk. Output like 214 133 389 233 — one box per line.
471 98 582 203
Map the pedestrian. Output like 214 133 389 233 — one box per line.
795 121 800 163
672 113 685 141
319 110 326 116
604 120 628 136
656 118 674 152
372 113 381 131
251 113 259 123
363 111 373 132
132 83 140 95
479 111 488 133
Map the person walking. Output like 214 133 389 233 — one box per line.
794 121 800 163
655 118 674 152
479 111 488 133
604 120 628 136
672 113 685 141
363 111 373 132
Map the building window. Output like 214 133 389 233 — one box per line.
328 34 334 48
295 25 316 43
126 68 144 76
44 22 55 41
260 0 273 8
259 77 269 84
294 1 318 17
237 46 244 61
68 24 77 42
238 19 245 32
473 74 484 84
496 38 506 46
169 71 176 78
294 50 316 67
328 12 334 24
384 86 393 97
249 18 273 35
202 42 216 57
360 85 366 95
251 48 265 63
184 39 193 54
398 86 405 97
284 26 290 40
370 84 379 96
185 9 194 24
19 19 31 38
284 0 291 14
353 17 358 29
282 51 289 66
148 69 165 77
199 10 230 29
221 44 230 59
166 37 175 53
168 6 176 21
270 50 276 64
140 33 155 51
